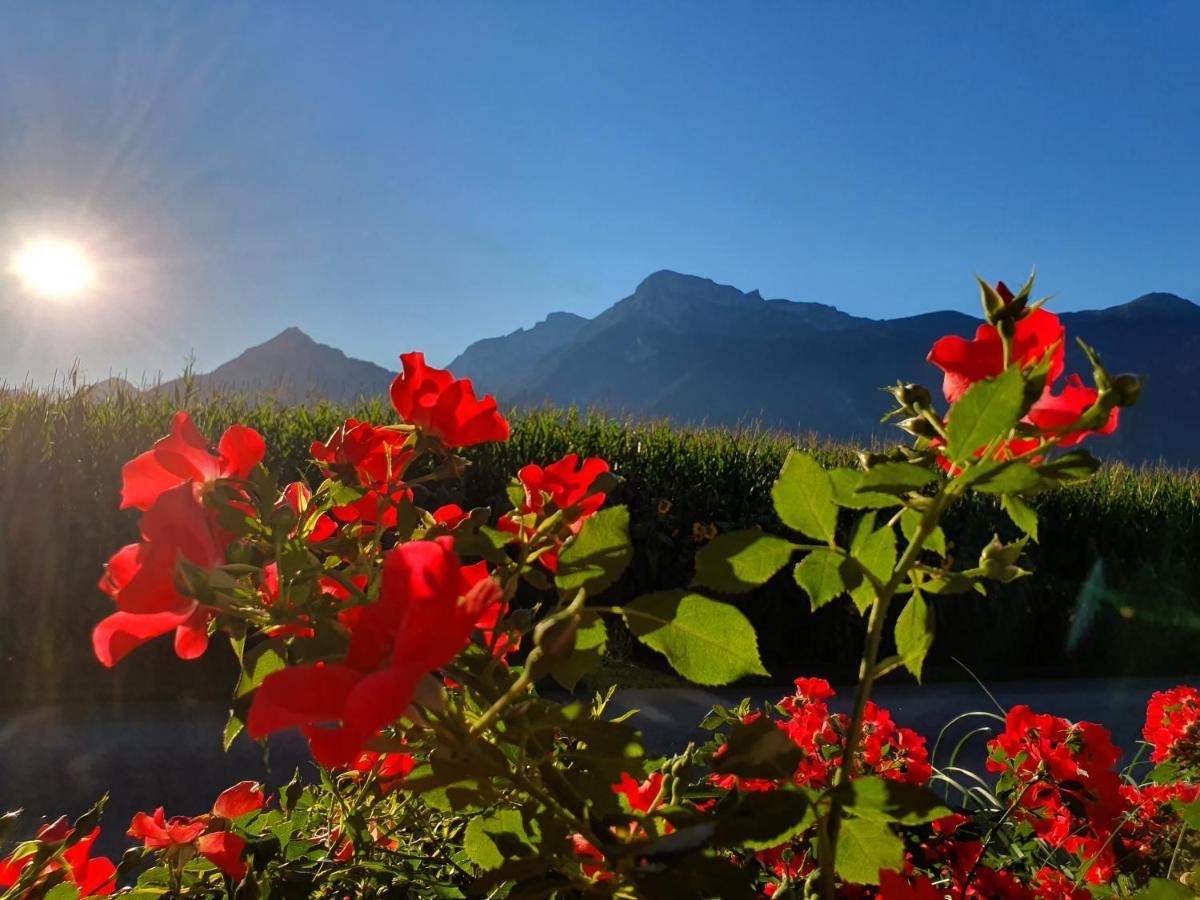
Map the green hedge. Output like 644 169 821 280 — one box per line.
2 386 1198 706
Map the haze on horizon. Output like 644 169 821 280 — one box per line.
1 1 1198 386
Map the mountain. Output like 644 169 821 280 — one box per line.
449 271 1200 466
158 327 396 403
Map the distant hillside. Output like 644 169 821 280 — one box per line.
449 271 1200 466
156 327 396 404
146 272 1200 464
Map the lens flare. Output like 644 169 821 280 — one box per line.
11 238 96 300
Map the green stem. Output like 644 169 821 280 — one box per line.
817 490 952 899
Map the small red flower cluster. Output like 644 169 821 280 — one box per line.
711 679 930 891
498 453 610 571
926 281 1118 468
128 781 265 881
389 351 510 448
94 411 266 667
713 677 931 796
986 705 1125 883
0 818 117 897
1143 685 1200 767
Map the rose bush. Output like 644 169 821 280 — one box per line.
4 272 1199 899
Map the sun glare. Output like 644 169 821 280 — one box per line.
11 238 97 300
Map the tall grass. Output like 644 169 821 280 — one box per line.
1 384 1197 706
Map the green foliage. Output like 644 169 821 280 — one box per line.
944 365 1025 464
692 529 796 594
554 505 632 598
833 816 903 885
624 590 768 685
772 450 837 542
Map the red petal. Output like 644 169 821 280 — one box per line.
212 781 265 819
245 663 362 739
196 831 247 880
173 607 213 660
152 411 222 484
119 450 184 512
93 607 197 667
218 425 266 480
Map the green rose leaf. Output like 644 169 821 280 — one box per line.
693 530 797 594
463 808 538 871
857 462 937 496
894 591 935 682
831 776 951 826
1174 796 1200 830
945 365 1025 465
772 450 837 542
549 612 607 691
712 788 817 851
1128 879 1196 900
1038 449 1102 486
830 468 904 510
1001 494 1039 541
969 461 1043 494
555 505 632 599
236 643 286 698
899 508 946 558
624 590 768 685
794 548 859 611
834 816 904 886
849 526 896 614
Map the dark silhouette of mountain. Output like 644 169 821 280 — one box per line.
158 327 396 403
449 271 1200 466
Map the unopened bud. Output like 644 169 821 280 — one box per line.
858 452 891 471
533 616 579 668
888 383 932 411
1110 373 1141 408
898 416 939 439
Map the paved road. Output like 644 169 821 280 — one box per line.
1 677 1188 857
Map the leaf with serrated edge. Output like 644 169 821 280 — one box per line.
693 530 797 594
945 365 1025 465
1001 494 1039 541
555 505 632 598
849 526 896 614
895 591 934 681
794 549 856 611
624 591 768 685
834 816 903 886
772 450 837 541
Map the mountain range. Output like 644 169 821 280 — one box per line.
154 271 1200 466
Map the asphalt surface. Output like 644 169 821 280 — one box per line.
1 677 1188 858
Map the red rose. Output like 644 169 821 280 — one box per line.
0 822 116 896
93 483 226 666
927 304 1064 404
246 538 502 766
310 418 413 489
498 454 610 572
120 411 264 511
128 782 264 881
389 352 509 447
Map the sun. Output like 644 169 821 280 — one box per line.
11 238 97 300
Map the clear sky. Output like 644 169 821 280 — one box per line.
1 1 1198 386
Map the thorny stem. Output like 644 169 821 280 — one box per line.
817 488 953 899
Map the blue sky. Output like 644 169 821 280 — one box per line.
1 1 1198 385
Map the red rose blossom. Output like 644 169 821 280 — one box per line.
120 411 265 511
93 482 227 666
246 538 503 766
310 418 413 489
128 781 264 881
0 820 116 896
389 352 510 448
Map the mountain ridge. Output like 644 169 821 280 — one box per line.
141 271 1200 464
